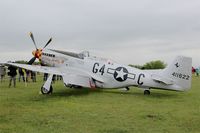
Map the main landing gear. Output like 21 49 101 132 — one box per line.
41 74 54 95
41 85 53 94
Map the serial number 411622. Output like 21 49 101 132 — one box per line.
172 72 190 80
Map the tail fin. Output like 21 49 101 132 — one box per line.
162 56 192 91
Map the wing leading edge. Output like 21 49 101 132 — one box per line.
6 63 63 75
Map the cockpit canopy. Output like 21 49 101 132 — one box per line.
49 49 115 64
49 49 90 59
78 51 90 59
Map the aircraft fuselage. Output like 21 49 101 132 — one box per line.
40 49 182 91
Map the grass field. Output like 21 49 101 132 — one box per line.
0 75 200 133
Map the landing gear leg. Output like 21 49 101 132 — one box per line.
126 87 130 91
144 90 150 95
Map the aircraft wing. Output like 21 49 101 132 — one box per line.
6 62 104 87
62 74 93 88
62 68 104 88
6 62 63 75
61 67 104 83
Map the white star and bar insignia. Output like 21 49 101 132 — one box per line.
107 67 136 82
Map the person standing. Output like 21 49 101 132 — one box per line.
43 73 48 81
18 68 25 82
195 68 199 77
8 65 17 87
26 70 30 82
31 71 36 82
0 65 6 82
192 67 195 74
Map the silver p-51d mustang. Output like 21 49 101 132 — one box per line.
7 33 192 95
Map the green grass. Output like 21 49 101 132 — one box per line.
0 75 200 133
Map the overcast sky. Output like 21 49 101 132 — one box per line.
0 0 200 67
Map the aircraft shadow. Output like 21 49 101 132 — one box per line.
99 89 179 99
35 88 179 101
34 88 102 101
53 88 99 97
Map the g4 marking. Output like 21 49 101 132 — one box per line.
92 63 105 75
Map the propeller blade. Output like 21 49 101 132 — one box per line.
43 38 52 49
28 57 36 65
29 32 38 49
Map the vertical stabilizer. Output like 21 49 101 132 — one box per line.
162 56 192 90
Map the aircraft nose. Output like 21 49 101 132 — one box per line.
32 49 42 59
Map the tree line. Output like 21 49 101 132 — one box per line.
129 60 166 70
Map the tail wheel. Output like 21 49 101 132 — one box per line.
144 90 150 95
126 87 130 91
41 85 53 94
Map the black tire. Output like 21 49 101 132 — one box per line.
41 85 53 94
144 90 150 95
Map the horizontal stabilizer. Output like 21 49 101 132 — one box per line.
151 74 174 85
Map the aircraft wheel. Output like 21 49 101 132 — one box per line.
41 85 53 94
144 90 150 95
